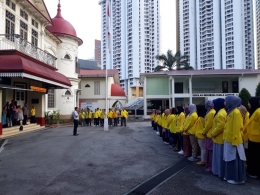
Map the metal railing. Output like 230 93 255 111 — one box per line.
0 34 57 67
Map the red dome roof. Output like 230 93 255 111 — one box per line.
111 84 126 97
46 2 82 45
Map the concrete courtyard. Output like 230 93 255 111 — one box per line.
0 122 259 195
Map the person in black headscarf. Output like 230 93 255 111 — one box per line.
246 97 260 179
211 98 227 178
195 105 207 165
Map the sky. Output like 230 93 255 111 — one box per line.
44 0 176 59
44 0 102 60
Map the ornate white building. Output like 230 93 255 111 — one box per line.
0 0 82 135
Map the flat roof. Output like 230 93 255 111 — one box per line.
140 69 260 76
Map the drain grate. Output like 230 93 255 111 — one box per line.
125 158 191 195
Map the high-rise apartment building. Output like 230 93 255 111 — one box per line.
179 0 255 70
99 0 160 97
253 0 260 69
94 39 101 66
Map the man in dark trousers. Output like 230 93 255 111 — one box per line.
22 103 28 125
73 107 79 136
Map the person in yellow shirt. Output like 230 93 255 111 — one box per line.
94 109 99 126
100 109 107 126
150 109 155 128
176 106 185 153
113 108 119 126
86 108 93 126
108 108 114 126
30 106 36 123
202 100 216 172
195 105 207 165
246 97 260 179
238 105 249 164
152 110 158 131
211 98 226 177
79 109 85 126
155 110 161 136
168 108 177 148
121 108 128 126
183 104 198 162
181 106 192 157
223 95 246 185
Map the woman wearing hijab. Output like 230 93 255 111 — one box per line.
181 106 192 157
239 105 250 163
176 106 185 154
202 100 216 172
211 98 227 178
223 95 246 184
246 97 260 179
183 104 198 161
195 105 207 165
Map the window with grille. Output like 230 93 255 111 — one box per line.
20 9 28 21
31 19 38 29
5 10 15 41
94 81 100 95
48 89 55 108
6 0 16 11
20 20 28 40
31 29 38 46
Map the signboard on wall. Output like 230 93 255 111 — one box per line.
80 102 98 111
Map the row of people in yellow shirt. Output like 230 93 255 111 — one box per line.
150 96 260 184
79 108 129 119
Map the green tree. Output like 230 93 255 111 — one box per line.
239 88 251 109
154 50 193 72
255 83 260 96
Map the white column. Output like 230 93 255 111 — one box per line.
143 77 147 119
189 77 192 105
171 77 175 107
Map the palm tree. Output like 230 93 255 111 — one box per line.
154 50 193 72
154 50 175 71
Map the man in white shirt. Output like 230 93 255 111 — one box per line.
73 107 79 136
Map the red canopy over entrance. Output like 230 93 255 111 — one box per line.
0 50 71 87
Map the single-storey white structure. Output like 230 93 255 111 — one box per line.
78 69 126 111
140 69 260 119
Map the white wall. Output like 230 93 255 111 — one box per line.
239 75 260 96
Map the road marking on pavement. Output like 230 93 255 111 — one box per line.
124 158 191 195
0 139 8 154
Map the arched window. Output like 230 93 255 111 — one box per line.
85 84 90 87
64 54 71 60
65 90 72 95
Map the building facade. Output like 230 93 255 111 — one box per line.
253 0 260 69
140 69 260 118
94 39 101 66
179 0 255 70
0 0 82 135
79 70 126 111
99 0 160 100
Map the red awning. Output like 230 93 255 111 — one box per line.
0 54 71 87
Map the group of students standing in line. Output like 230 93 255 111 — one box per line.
78 107 129 127
150 95 260 185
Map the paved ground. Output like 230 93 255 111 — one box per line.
0 122 259 195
